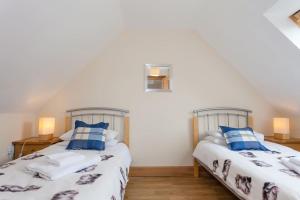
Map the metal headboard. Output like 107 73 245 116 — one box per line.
193 107 252 134
192 107 252 177
66 107 129 130
66 107 130 146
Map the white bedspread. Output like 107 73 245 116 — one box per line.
0 141 131 200
193 140 300 200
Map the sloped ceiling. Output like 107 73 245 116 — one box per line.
1 0 300 116
192 0 300 115
265 0 300 49
122 0 300 115
0 0 122 112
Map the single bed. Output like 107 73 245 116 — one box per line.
192 107 300 200
0 107 131 200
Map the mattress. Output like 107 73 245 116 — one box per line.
193 140 300 200
0 141 131 200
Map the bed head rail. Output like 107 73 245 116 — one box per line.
65 107 130 147
193 107 252 144
192 107 252 177
194 107 252 129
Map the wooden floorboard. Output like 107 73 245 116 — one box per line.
130 166 194 177
125 176 238 200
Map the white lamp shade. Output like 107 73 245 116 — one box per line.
149 67 160 76
273 118 290 134
39 117 55 135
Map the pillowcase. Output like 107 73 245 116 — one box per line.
204 136 227 146
74 120 109 129
104 130 119 141
106 139 118 147
219 126 269 151
59 129 74 141
219 126 253 135
206 130 223 138
254 132 264 143
60 121 109 141
66 120 109 150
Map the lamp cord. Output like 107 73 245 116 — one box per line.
18 137 39 158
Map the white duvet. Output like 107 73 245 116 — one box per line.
193 140 300 200
0 141 131 200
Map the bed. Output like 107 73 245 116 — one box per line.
0 107 131 200
192 107 300 200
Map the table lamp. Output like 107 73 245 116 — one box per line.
39 117 55 140
273 118 290 139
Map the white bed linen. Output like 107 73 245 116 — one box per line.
25 155 98 181
45 152 85 167
0 141 131 200
193 140 300 200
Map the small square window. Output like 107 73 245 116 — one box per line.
290 10 300 26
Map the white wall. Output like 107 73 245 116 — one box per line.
294 119 300 137
264 0 300 136
0 113 35 164
39 30 276 166
289 117 300 138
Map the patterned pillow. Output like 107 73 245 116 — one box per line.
220 126 269 151
66 120 109 150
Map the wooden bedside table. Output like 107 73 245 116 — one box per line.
12 137 62 159
265 136 300 151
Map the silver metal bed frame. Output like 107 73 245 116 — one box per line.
192 107 252 200
193 107 252 130
65 107 130 146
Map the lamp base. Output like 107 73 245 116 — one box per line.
39 134 53 141
274 133 290 140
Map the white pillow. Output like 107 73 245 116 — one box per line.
206 130 223 138
59 129 74 141
60 129 120 141
103 130 119 141
204 135 227 146
106 139 118 147
254 132 264 143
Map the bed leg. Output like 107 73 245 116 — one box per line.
194 159 199 177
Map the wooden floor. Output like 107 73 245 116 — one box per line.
125 176 238 200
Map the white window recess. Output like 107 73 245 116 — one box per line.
264 0 300 49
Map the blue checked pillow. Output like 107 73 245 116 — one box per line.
220 126 269 151
66 120 109 151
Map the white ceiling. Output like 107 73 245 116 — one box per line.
121 0 203 29
265 0 300 49
122 0 300 115
0 0 122 112
1 0 300 116
190 0 300 115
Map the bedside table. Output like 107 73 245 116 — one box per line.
265 136 300 151
12 137 62 159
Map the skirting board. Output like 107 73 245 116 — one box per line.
129 166 194 177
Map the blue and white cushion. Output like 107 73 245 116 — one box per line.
220 126 269 151
66 120 109 150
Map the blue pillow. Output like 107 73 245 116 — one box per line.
66 120 109 150
74 120 109 129
219 126 269 151
219 126 253 134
